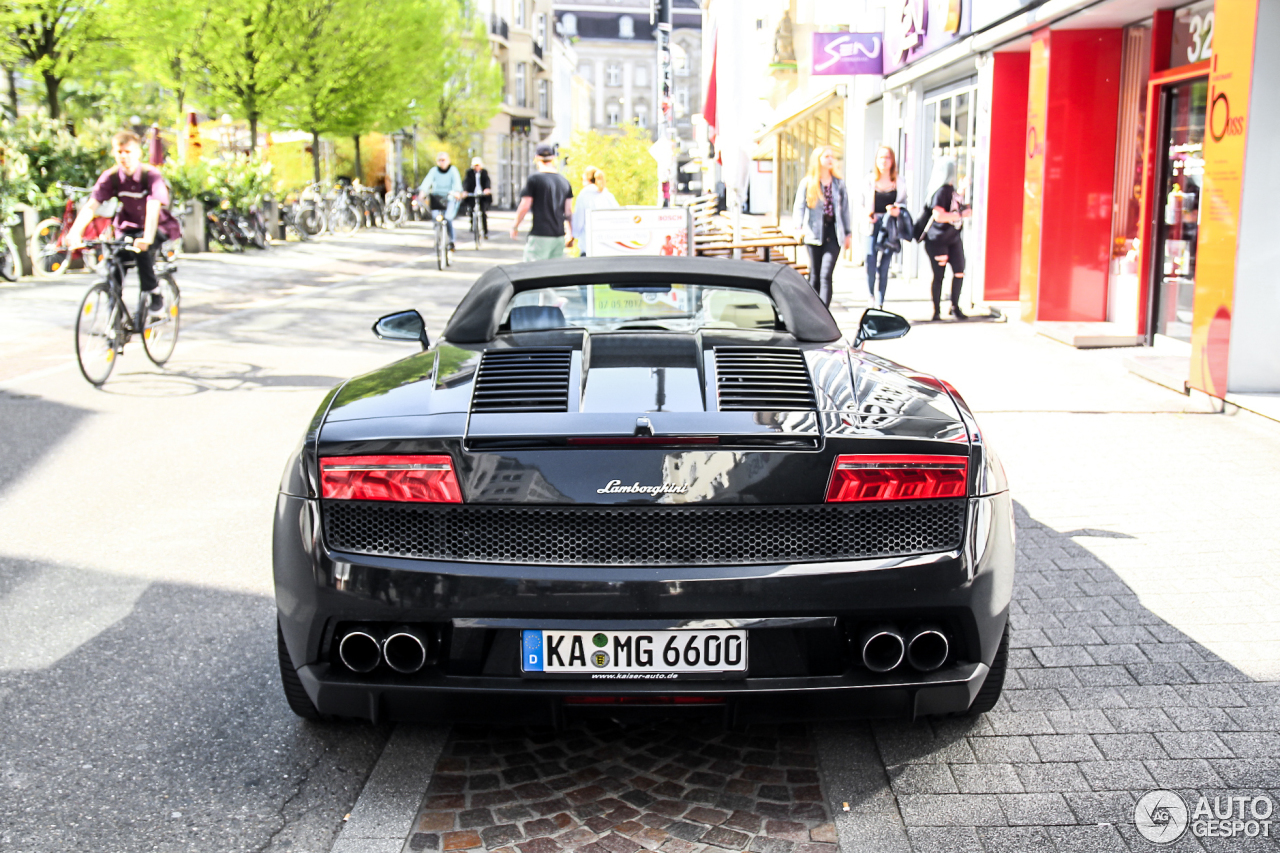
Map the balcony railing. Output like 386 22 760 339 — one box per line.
490 13 509 40
533 41 543 61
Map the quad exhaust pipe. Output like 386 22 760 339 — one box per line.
337 627 431 674
859 624 950 673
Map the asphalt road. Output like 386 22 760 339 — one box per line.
0 221 516 852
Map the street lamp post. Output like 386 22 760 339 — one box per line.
654 0 677 207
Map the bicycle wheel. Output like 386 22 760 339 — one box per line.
31 218 69 277
333 206 360 234
435 222 446 270
0 242 15 281
298 206 323 236
385 199 405 227
75 282 122 386
472 212 482 251
140 275 180 366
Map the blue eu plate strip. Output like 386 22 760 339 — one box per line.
522 630 543 671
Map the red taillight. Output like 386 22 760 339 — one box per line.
319 455 462 503
825 454 968 502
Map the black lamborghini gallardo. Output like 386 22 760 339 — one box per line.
273 257 1013 724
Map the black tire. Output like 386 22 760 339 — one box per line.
277 620 323 720
967 621 1009 715
0 243 15 281
436 223 446 270
31 217 69 277
246 214 269 249
140 275 180 366
298 206 323 236
75 282 122 386
472 213 481 251
333 206 360 234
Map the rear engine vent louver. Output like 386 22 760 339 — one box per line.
714 346 817 411
471 347 572 413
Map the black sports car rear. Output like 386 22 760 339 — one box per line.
273 257 1014 725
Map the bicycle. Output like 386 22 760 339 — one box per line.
427 193 453 270
460 191 487 251
384 189 411 228
30 183 115 277
74 238 181 387
1 215 17 281
329 183 361 234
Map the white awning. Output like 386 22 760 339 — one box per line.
753 86 846 142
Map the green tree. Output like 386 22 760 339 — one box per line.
562 127 658 206
272 0 440 183
191 0 296 153
414 6 501 148
109 0 210 118
3 0 109 120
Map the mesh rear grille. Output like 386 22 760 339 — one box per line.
322 499 965 566
472 348 571 412
714 347 817 411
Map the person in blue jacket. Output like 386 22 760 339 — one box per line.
418 152 463 249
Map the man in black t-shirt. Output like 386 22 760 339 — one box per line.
510 142 573 261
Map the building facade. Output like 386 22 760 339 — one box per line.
851 0 1275 401
473 0 557 207
553 0 703 189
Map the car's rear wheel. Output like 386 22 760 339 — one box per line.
277 620 323 720
966 621 1009 715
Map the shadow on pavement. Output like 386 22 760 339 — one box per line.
0 389 92 501
97 362 347 397
0 557 387 852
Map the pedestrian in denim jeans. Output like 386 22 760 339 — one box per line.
791 146 851 307
863 146 905 309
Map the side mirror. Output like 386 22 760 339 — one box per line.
373 310 429 349
854 308 911 346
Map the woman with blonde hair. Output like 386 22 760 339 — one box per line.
863 145 906 308
791 146 851 306
570 165 619 256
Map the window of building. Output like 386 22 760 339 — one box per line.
579 62 591 78
676 87 688 115
607 103 621 126
501 63 510 105
635 64 648 87
675 42 690 76
606 64 621 87
561 12 577 35
514 0 525 28
536 13 546 46
538 79 550 119
515 62 527 108
634 103 648 129
619 15 634 38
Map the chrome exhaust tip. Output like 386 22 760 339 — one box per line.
907 626 950 672
338 630 382 673
383 629 429 674
861 625 905 673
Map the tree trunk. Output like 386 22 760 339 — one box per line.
353 134 363 182
4 65 17 119
311 131 322 184
42 70 60 120
249 112 259 155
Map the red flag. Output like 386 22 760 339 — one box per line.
703 30 718 146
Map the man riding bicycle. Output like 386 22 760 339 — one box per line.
67 130 181 311
418 152 462 250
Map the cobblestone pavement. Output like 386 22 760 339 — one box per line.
407 724 837 853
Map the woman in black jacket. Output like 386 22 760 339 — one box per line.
461 157 492 239
923 158 972 320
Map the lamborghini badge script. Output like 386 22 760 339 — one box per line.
596 480 690 495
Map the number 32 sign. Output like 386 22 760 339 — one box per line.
1171 0 1215 67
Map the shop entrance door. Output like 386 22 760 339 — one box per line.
1149 77 1207 343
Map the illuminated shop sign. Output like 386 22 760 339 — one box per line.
812 32 884 75
883 0 971 75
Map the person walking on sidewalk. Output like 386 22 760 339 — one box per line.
923 157 972 321
863 146 907 309
510 143 573 262
419 152 463 249
791 146 851 307
569 166 619 257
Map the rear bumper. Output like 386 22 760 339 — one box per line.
297 661 991 725
273 491 1015 722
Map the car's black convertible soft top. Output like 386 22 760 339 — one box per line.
273 257 1013 725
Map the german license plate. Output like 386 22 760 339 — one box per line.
521 629 747 678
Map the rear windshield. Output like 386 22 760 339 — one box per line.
503 284 780 333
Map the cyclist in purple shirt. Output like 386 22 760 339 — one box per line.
67 130 181 311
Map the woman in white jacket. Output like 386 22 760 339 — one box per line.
570 166 620 257
791 146 852 307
